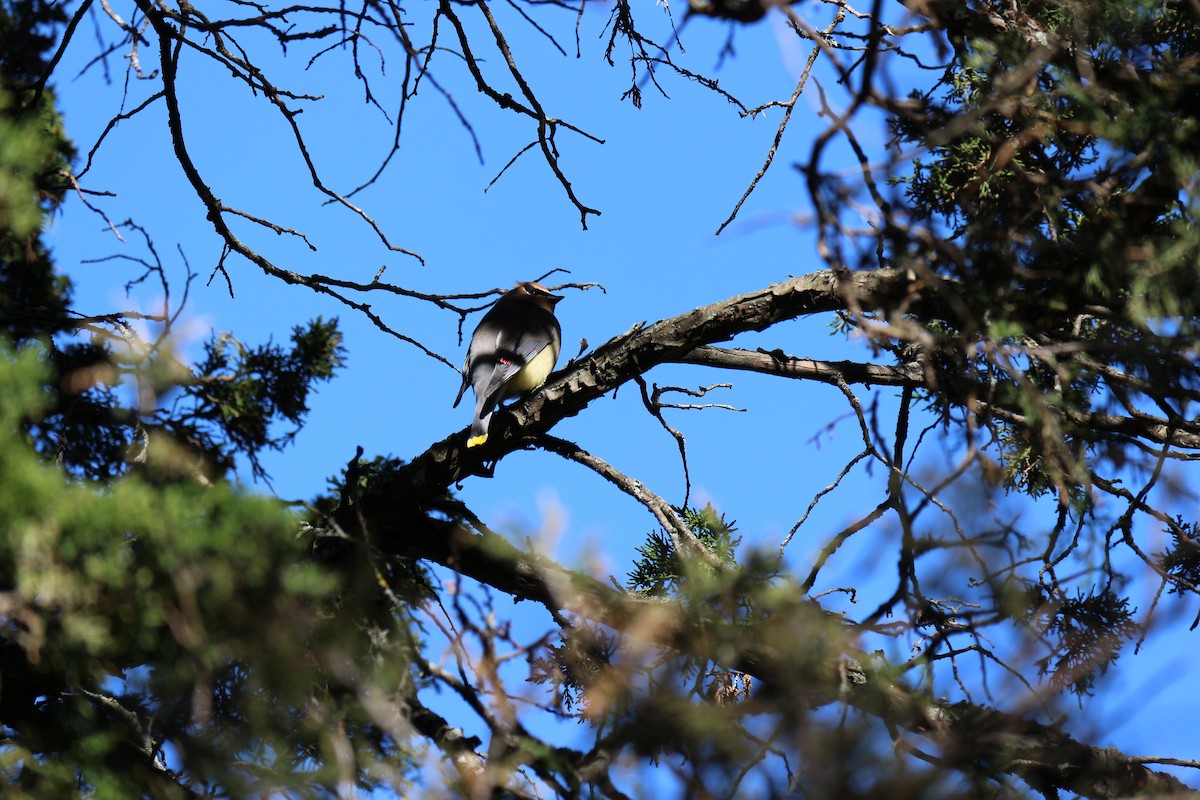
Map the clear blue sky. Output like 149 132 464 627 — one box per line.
42 0 1200 790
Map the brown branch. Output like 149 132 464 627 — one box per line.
984 404 1200 452
437 268 929 482
134 1 458 367
675 345 924 386
676 346 1200 451
715 11 830 235
31 0 97 105
439 0 602 227
536 434 722 566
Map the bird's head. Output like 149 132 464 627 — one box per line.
510 281 564 309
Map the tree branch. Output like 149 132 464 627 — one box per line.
675 345 924 387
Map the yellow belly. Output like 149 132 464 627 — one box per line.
504 346 557 397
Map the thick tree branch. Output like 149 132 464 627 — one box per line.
675 345 924 386
375 267 932 500
676 345 1200 451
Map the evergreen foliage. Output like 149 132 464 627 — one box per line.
1 0 1198 796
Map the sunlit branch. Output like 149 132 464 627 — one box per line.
537 433 722 566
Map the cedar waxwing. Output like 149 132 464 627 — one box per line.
454 282 563 448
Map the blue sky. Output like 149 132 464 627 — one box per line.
41 0 1200 791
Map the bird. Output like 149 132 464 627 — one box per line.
454 282 563 448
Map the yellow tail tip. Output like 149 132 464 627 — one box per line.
466 433 489 448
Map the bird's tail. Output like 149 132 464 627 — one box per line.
467 412 490 448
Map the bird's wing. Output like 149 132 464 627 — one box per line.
452 369 471 408
474 329 555 411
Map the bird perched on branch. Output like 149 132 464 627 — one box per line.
454 282 563 448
